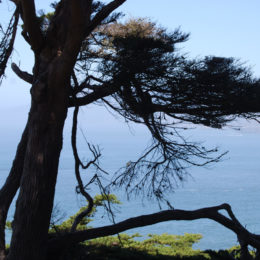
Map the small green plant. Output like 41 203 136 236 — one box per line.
5 221 12 231
49 193 121 233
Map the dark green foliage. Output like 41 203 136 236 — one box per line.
85 233 206 258
60 232 242 260
49 194 121 233
92 19 259 128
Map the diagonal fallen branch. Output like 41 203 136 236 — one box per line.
48 203 260 258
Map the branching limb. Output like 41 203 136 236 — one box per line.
48 203 260 256
70 106 103 232
68 84 118 107
70 106 93 232
109 117 227 200
86 0 126 35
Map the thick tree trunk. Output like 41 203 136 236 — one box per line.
0 124 28 259
6 58 69 260
7 108 67 260
6 13 88 260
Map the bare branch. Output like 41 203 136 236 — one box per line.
11 63 33 84
86 0 126 35
48 203 260 253
68 84 118 107
70 106 94 232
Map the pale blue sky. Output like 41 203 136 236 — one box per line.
0 0 260 133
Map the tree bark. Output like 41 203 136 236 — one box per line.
6 56 70 260
0 125 28 259
6 107 67 260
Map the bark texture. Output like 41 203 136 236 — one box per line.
6 61 69 260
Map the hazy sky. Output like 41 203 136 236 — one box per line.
0 0 260 133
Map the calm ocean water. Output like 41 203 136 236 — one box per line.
0 112 260 250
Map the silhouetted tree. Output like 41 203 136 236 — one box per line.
0 2 259 260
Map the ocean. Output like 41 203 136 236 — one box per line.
0 108 260 250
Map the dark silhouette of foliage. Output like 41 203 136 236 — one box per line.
70 18 260 200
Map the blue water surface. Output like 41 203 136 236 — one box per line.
1 116 260 250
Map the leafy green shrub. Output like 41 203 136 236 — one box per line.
49 194 120 233
84 232 211 259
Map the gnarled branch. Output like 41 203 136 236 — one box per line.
68 84 118 107
86 0 126 35
11 63 33 84
70 105 104 232
48 203 260 257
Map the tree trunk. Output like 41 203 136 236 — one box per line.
7 106 67 260
0 124 28 259
2 1 127 258
6 57 70 260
